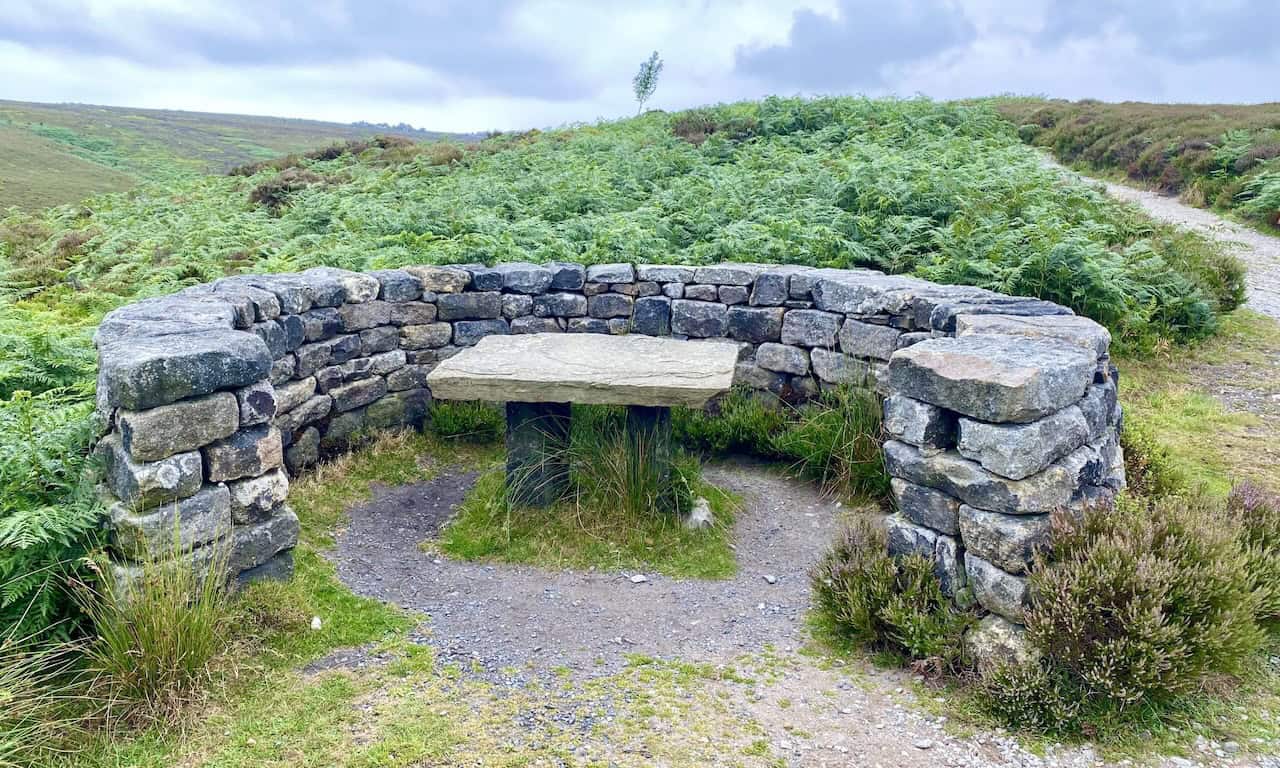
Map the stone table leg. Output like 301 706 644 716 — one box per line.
624 405 673 494
505 401 571 507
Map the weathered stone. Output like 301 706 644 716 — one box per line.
959 505 1050 576
386 364 430 391
234 548 294 587
203 425 283 482
882 395 955 454
781 310 841 348
755 343 809 375
501 293 533 319
547 262 586 290
956 313 1110 358
671 300 728 337
965 553 1028 622
403 265 469 293
958 405 1090 480
284 426 319 474
428 334 738 408
118 392 240 462
294 334 361 378
227 507 299 576
610 282 639 296
235 381 276 426
683 284 718 301
583 282 609 296
400 322 452 349
94 294 238 343
359 326 399 355
586 263 635 283
110 484 231 559
227 468 289 524
838 318 903 360
97 330 271 411
274 394 331 441
965 615 1037 671
749 271 791 306
366 388 431 431
631 296 671 336
269 355 295 384
389 301 437 326
566 317 610 333
886 516 966 596
511 316 562 334
224 274 315 314
367 269 421 302
280 314 305 351
437 292 501 321
320 407 367 450
275 377 316 414
727 306 783 343
99 434 202 509
533 292 588 317
453 318 510 346
338 300 391 331
587 293 633 319
462 265 503 291
718 285 748 305
897 331 933 348
1078 380 1117 439
251 320 288 358
301 266 379 304
214 282 280 321
891 478 960 535
810 348 869 385
301 307 343 342
882 441 1075 515
662 282 684 299
635 281 661 297
637 264 694 283
494 262 554 294
887 335 1096 423
693 264 761 285
330 376 387 412
366 350 405 376
728 362 784 394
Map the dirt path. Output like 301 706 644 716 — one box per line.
319 460 1277 767
1050 159 1280 321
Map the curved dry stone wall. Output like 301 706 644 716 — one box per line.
93 261 1123 634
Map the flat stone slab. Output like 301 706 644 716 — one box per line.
427 334 738 408
955 313 1111 357
887 334 1096 423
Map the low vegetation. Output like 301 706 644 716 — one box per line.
995 98 1280 229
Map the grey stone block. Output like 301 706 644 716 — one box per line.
403 265 469 293
810 348 869 385
755 343 809 375
284 427 319 474
203 424 283 483
882 395 955 454
587 293 633 319
437 292 501 320
399 323 452 350
958 405 1091 480
275 377 316 414
781 310 841 348
671 300 728 337
454 318 509 346
269 355 295 385
566 317 611 334
227 506 300 576
662 282 684 299
367 269 421 302
586 263 635 283
236 381 276 426
320 407 367 450
109 483 231 559
749 271 790 306
683 284 718 301
118 392 240 462
511 316 563 334
97 330 271 411
965 553 1028 623
99 433 203 510
390 301 437 326
366 388 431 431
727 306 783 343
463 265 503 291
959 505 1051 576
956 313 1110 357
693 264 761 285
501 293 534 319
300 267 379 304
301 307 342 342
386 364 430 391
886 515 966 596
251 320 288 358
338 300 391 331
547 262 586 290
631 296 671 336
888 335 1095 423
718 285 748 305
234 548 294 587
494 262 553 294
533 292 588 317
636 264 694 283
883 440 1076 515
227 468 289 524
838 318 902 360
274 394 331 442
330 376 387 412
891 478 960 535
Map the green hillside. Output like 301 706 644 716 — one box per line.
0 96 1246 636
0 99 471 211
994 98 1280 229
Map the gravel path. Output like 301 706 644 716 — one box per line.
1050 159 1280 321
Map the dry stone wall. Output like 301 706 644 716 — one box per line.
93 261 1122 633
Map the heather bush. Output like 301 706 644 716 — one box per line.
1227 481 1280 628
811 515 970 670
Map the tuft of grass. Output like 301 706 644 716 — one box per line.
427 400 504 443
0 621 87 767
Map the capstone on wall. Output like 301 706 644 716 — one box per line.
93 261 1123 632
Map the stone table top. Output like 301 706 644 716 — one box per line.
426 334 740 408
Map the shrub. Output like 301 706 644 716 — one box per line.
1227 482 1280 628
1024 495 1263 709
811 515 970 671
977 661 1085 735
74 544 235 726
1119 416 1180 499
1238 170 1280 226
774 386 888 500
248 167 324 212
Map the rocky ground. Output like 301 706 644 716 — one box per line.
313 459 1279 767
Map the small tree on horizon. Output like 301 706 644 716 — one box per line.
632 51 663 114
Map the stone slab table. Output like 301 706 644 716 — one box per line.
427 334 739 506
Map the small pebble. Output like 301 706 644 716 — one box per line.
310 616 322 631
763 574 777 584
629 574 647 584
913 739 933 750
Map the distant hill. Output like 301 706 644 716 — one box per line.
0 99 478 211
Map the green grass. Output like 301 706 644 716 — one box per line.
0 124 135 210
437 462 741 580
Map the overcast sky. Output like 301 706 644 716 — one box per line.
2 0 1277 132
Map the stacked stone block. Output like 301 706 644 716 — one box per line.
95 261 1123 604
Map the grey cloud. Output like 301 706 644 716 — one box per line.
734 0 976 91
1040 1 1280 61
1 0 583 100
